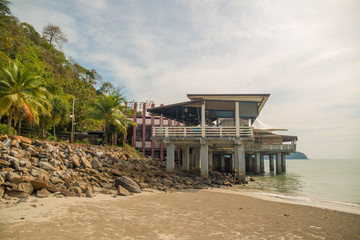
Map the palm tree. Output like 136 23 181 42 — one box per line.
50 95 70 140
89 91 135 145
0 59 52 135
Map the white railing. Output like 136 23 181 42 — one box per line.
152 126 253 138
246 144 296 152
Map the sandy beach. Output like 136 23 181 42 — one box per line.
1 189 359 240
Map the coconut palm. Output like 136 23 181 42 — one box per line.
89 91 135 145
0 59 52 135
50 95 70 140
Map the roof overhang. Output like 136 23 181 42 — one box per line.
148 94 271 125
187 94 270 113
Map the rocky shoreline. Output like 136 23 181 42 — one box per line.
0 135 250 207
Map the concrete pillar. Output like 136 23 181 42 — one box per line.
260 154 265 173
234 143 246 182
254 152 261 174
208 152 213 171
235 102 240 137
201 101 206 137
276 152 282 174
182 146 190 171
248 154 253 172
269 154 274 172
231 153 235 171
200 143 209 178
282 154 287 172
166 143 175 172
196 147 201 169
220 155 225 172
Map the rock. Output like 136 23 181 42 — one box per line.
139 183 149 189
13 183 34 194
0 186 4 198
68 186 82 197
117 185 130 196
85 190 94 198
5 172 21 182
90 158 102 170
7 190 29 198
72 181 88 193
50 176 64 185
110 169 122 176
30 180 48 191
0 134 8 141
49 159 61 168
30 168 49 178
39 161 57 171
115 176 141 193
17 136 32 145
70 154 80 168
3 138 12 148
59 189 71 197
0 159 11 167
11 139 19 148
37 188 51 198
46 184 59 193
80 156 92 169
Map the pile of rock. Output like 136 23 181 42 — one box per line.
0 135 246 203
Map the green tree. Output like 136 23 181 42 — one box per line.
0 59 52 135
50 95 70 140
88 91 135 145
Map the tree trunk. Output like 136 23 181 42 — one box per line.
104 120 108 145
17 116 23 136
123 132 127 147
7 108 13 135
13 114 18 136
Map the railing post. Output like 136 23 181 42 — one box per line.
184 127 186 137
220 126 222 137
165 126 169 138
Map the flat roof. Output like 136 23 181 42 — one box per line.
187 94 270 113
148 94 271 125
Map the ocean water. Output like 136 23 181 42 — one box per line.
237 159 360 208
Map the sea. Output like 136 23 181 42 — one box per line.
236 159 360 214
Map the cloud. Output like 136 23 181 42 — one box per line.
10 0 360 158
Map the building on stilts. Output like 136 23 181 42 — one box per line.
128 94 297 181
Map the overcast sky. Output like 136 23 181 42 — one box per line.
11 0 360 159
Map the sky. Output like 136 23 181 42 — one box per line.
10 0 360 159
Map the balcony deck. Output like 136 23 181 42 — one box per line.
152 126 254 139
246 143 296 153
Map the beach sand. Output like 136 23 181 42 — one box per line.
0 189 359 240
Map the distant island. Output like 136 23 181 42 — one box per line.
286 152 309 160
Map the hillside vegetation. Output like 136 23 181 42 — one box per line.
0 1 133 145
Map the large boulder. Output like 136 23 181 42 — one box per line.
13 182 34 194
30 179 48 191
115 176 141 193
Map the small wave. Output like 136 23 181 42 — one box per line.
256 192 360 208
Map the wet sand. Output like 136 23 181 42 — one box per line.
1 189 359 239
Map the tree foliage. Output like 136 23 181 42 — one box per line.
42 23 68 48
0 59 52 135
89 91 135 145
0 1 126 145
